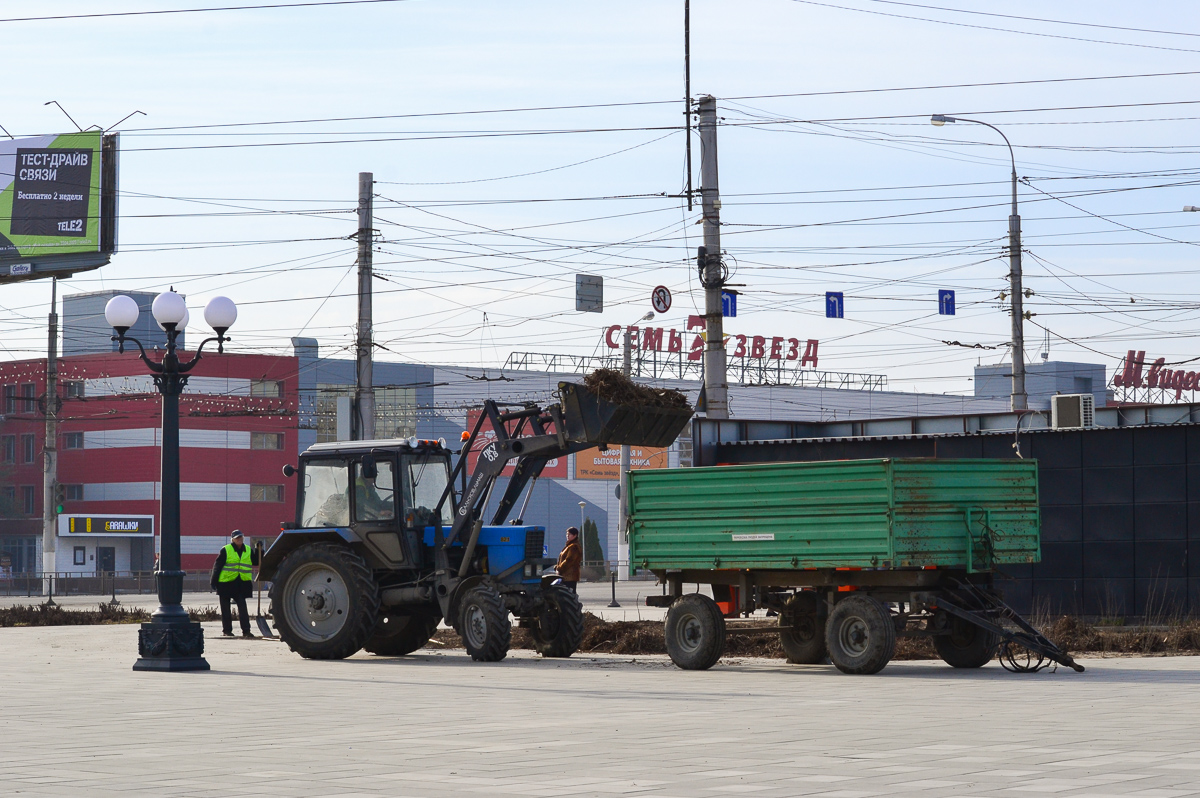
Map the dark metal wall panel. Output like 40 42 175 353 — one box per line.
1135 578 1188 617
1040 469 1082 506
1135 541 1188 579
1082 468 1133 505
1082 428 1133 466
1134 466 1187 504
1083 504 1134 541
1083 577 1134 617
1032 432 1081 468
1134 426 1187 465
1038 543 1083 579
1083 541 1135 579
1041 505 1082 542
1134 504 1187 540
1033 579 1081 614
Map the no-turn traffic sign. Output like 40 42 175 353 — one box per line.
651 285 672 313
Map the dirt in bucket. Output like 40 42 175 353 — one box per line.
583 368 691 410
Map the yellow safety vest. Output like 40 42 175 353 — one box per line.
218 543 253 582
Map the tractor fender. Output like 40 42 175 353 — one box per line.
259 528 356 582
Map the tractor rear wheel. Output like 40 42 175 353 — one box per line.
365 607 442 656
459 585 511 662
664 593 726 670
933 613 999 668
270 542 379 660
825 595 895 675
780 591 828 664
530 586 584 658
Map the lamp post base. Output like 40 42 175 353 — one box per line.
133 621 210 672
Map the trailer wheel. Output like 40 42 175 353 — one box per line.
933 614 999 668
780 591 828 664
271 542 380 660
664 593 726 670
530 586 584 658
459 585 511 662
364 608 442 656
825 595 895 675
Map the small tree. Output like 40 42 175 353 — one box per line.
581 517 609 579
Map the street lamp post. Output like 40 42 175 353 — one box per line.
105 290 238 672
617 311 655 579
932 114 1027 411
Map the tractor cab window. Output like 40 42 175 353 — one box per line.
402 451 454 529
354 459 396 522
300 459 350 527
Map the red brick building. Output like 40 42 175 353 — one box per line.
0 351 298 574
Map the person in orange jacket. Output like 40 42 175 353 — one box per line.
555 526 582 593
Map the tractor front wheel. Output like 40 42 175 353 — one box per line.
530 586 584 658
459 585 511 662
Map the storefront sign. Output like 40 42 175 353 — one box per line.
604 316 819 366
464 409 567 478
58 515 154 537
575 446 668 480
1114 350 1200 399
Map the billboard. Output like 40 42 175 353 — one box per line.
465 409 568 478
0 132 118 282
575 445 668 480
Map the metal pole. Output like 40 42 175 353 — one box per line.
41 278 58 602
617 327 632 578
355 171 375 439
1008 168 1028 411
684 0 692 211
697 95 729 419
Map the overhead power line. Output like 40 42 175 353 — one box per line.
0 0 412 24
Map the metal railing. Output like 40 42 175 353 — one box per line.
0 570 211 598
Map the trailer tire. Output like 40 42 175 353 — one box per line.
825 595 895 675
665 593 726 670
530 586 584 658
933 614 999 669
270 542 380 660
459 585 511 662
364 607 442 656
780 591 828 665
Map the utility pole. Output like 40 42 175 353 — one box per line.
1007 180 1028 411
697 95 729 419
355 172 375 439
618 326 634 578
41 278 58 598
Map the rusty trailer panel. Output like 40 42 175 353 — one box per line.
627 458 1039 573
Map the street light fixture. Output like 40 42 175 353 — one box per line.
931 114 1028 411
105 290 238 672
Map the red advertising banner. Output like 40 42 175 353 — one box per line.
464 409 567 478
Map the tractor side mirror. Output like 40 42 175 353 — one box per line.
282 464 296 478
361 456 378 480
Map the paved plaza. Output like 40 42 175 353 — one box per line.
1 620 1199 798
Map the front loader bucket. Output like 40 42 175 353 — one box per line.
558 381 694 447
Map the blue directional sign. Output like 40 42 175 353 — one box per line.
721 290 737 318
825 291 844 319
938 289 956 316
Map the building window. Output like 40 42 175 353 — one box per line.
2 385 14 414
73 546 86 566
63 432 84 450
1 436 13 463
21 384 35 413
375 387 417 440
251 485 284 503
65 484 84 501
21 486 35 515
22 434 35 463
64 381 84 398
251 432 284 450
1 486 14 517
251 379 283 398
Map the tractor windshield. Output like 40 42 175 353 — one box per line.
402 451 454 528
300 458 350 527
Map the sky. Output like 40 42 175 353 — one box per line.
3 0 1200 399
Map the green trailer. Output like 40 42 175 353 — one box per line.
629 458 1082 675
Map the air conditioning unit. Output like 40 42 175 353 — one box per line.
1051 394 1095 429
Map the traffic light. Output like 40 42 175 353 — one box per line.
53 483 66 514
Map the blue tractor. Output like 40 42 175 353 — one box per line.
259 382 691 662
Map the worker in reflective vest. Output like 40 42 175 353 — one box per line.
209 530 260 638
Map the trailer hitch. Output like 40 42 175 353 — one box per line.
915 591 1085 673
